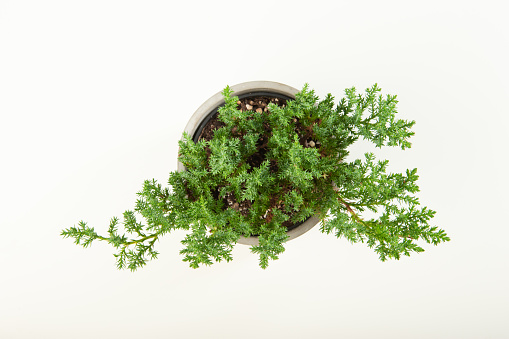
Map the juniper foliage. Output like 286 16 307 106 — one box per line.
61 84 449 270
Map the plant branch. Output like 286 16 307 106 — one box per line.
334 188 416 241
96 233 159 246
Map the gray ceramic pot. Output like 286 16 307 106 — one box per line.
177 81 320 246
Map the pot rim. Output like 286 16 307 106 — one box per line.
177 80 320 246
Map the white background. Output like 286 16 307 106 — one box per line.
1 0 508 338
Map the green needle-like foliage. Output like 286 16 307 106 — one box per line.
61 84 449 270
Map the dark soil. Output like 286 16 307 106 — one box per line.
196 95 287 141
195 95 320 230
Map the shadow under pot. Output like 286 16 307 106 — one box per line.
177 81 320 246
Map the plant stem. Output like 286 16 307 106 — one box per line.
97 233 159 246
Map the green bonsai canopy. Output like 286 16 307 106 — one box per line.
62 83 449 270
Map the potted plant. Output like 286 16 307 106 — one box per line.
61 81 449 270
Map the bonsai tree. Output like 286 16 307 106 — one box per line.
61 84 449 270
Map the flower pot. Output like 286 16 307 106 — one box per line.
177 81 320 246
